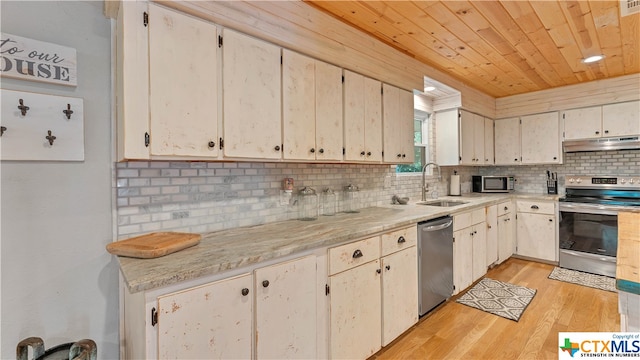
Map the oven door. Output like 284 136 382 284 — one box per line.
558 203 618 277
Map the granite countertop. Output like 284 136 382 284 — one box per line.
117 193 556 293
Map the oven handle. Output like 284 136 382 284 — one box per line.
560 249 617 263
559 203 620 215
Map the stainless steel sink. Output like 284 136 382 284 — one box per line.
417 200 468 207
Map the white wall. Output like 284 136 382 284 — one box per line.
0 2 117 358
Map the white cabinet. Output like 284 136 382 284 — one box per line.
563 101 640 140
602 101 640 137
344 70 383 162
222 28 282 159
460 110 485 165
516 200 557 262
383 84 415 164
157 273 253 359
520 112 561 164
484 117 495 164
453 208 486 294
148 4 219 158
282 50 343 161
255 256 317 359
494 117 521 165
486 204 498 267
497 200 515 264
435 108 460 166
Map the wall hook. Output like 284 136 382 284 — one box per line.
18 99 30 116
45 130 56 145
0 126 6 137
63 103 74 119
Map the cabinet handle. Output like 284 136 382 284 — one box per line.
595 131 600 135
504 206 508 211
549 218 553 222
385 265 391 271
45 130 56 146
208 141 216 148
553 156 557 160
474 230 477 234
352 249 363 259
274 145 281 151
360 151 366 156
470 232 474 236
531 205 539 209
514 158 518 162
262 280 269 288
397 153 402 158
604 130 609 134
397 236 406 244
0 126 6 137
487 225 492 229
318 148 324 154
310 148 315 153
241 288 249 296
376 268 381 274
367 151 372 156
402 154 406 158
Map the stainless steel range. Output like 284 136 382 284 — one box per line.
558 175 640 277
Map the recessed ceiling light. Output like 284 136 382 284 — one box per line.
582 55 605 63
424 86 436 92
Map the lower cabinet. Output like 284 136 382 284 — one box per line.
497 200 515 264
157 273 253 359
485 204 498 266
453 208 487 294
328 225 418 359
516 200 557 261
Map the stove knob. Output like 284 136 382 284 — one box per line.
630 179 635 184
569 178 575 183
621 178 626 184
576 178 582 184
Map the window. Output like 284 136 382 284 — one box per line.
396 109 430 173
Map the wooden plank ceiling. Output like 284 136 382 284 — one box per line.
304 0 640 98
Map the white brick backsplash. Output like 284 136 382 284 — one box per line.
114 150 640 237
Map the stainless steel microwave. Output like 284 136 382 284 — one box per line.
472 175 515 193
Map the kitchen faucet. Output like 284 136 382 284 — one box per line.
421 162 442 201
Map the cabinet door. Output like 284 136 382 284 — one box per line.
494 117 521 165
471 224 487 282
562 106 602 140
148 4 218 157
222 29 281 159
473 113 485 165
399 89 415 163
453 229 473 294
330 260 382 359
381 247 418 346
344 70 366 161
382 84 401 163
602 101 640 137
255 256 317 359
516 213 557 261
497 214 515 264
282 50 316 161
157 274 252 359
459 110 475 165
521 112 561 164
484 117 494 164
435 109 460 166
315 60 344 161
364 76 383 162
486 205 498 266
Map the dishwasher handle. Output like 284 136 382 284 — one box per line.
421 219 453 232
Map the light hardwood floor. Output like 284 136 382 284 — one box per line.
373 258 620 360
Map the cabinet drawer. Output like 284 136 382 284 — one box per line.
381 225 417 257
497 201 512 216
454 208 485 231
516 200 555 215
329 236 381 275
471 208 485 225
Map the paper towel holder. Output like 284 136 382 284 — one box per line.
449 170 461 196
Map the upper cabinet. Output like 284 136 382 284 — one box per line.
222 29 282 160
563 101 640 140
459 110 486 165
383 84 414 164
436 109 493 166
484 117 494 164
493 117 521 165
520 112 561 164
282 50 343 161
344 71 383 162
148 4 219 158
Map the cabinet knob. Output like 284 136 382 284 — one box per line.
318 148 324 154
262 280 270 288
385 265 391 271
514 158 518 162
376 268 381 274
397 153 402 158
487 225 492 229
549 218 553 222
402 154 406 158
367 151 372 156
553 156 557 160
208 141 216 148
470 232 474 236
310 148 315 153
18 99 29 116
352 249 363 259
0 126 6 137
361 151 366 156
274 145 281 151
595 131 600 135
397 236 406 244
45 130 56 146
531 205 539 209
604 130 609 134
241 288 249 296
504 206 508 211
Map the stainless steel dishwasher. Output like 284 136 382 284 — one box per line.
418 215 454 316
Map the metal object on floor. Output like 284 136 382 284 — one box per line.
16 337 97 360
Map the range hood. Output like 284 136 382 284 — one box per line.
563 136 640 152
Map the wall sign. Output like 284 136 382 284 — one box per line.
0 32 77 86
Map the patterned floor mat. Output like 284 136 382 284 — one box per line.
456 278 536 322
548 267 616 292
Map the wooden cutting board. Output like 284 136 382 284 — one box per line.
107 232 201 259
